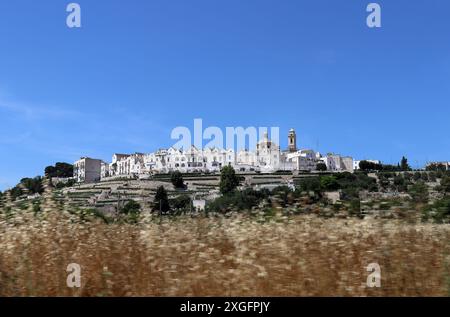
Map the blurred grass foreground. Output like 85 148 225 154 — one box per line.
1 187 450 297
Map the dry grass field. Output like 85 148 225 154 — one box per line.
1 193 449 297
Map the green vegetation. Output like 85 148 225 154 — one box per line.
120 200 141 215
400 156 411 171
153 186 170 213
440 176 450 193
119 200 141 223
6 176 45 200
359 160 382 171
21 177 44 194
207 188 270 213
296 172 377 199
320 176 340 191
55 179 76 189
44 162 73 178
367 155 412 172
170 195 192 213
408 181 429 204
170 171 186 189
296 177 322 193
393 174 409 192
219 165 240 195
423 196 450 223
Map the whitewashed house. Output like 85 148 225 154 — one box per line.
74 157 102 183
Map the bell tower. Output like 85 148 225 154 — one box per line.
288 129 297 152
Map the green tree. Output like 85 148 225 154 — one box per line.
45 162 73 178
381 164 400 172
170 171 185 189
153 186 170 213
316 162 327 171
121 200 141 214
320 176 340 191
359 160 382 171
400 156 411 171
171 195 192 211
44 166 56 177
20 176 44 194
296 177 322 193
219 165 240 195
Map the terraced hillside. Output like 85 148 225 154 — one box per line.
60 173 305 212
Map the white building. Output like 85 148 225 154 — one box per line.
256 132 281 172
193 199 206 212
286 149 317 171
142 146 235 174
101 153 145 178
74 157 103 183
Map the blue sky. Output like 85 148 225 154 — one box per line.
1 0 449 190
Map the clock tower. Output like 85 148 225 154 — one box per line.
288 129 297 152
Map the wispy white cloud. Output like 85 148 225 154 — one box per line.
0 99 82 121
0 90 169 173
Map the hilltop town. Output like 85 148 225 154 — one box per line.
73 129 360 184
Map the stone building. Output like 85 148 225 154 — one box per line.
320 154 354 172
73 157 102 183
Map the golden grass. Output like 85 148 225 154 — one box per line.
1 203 449 296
